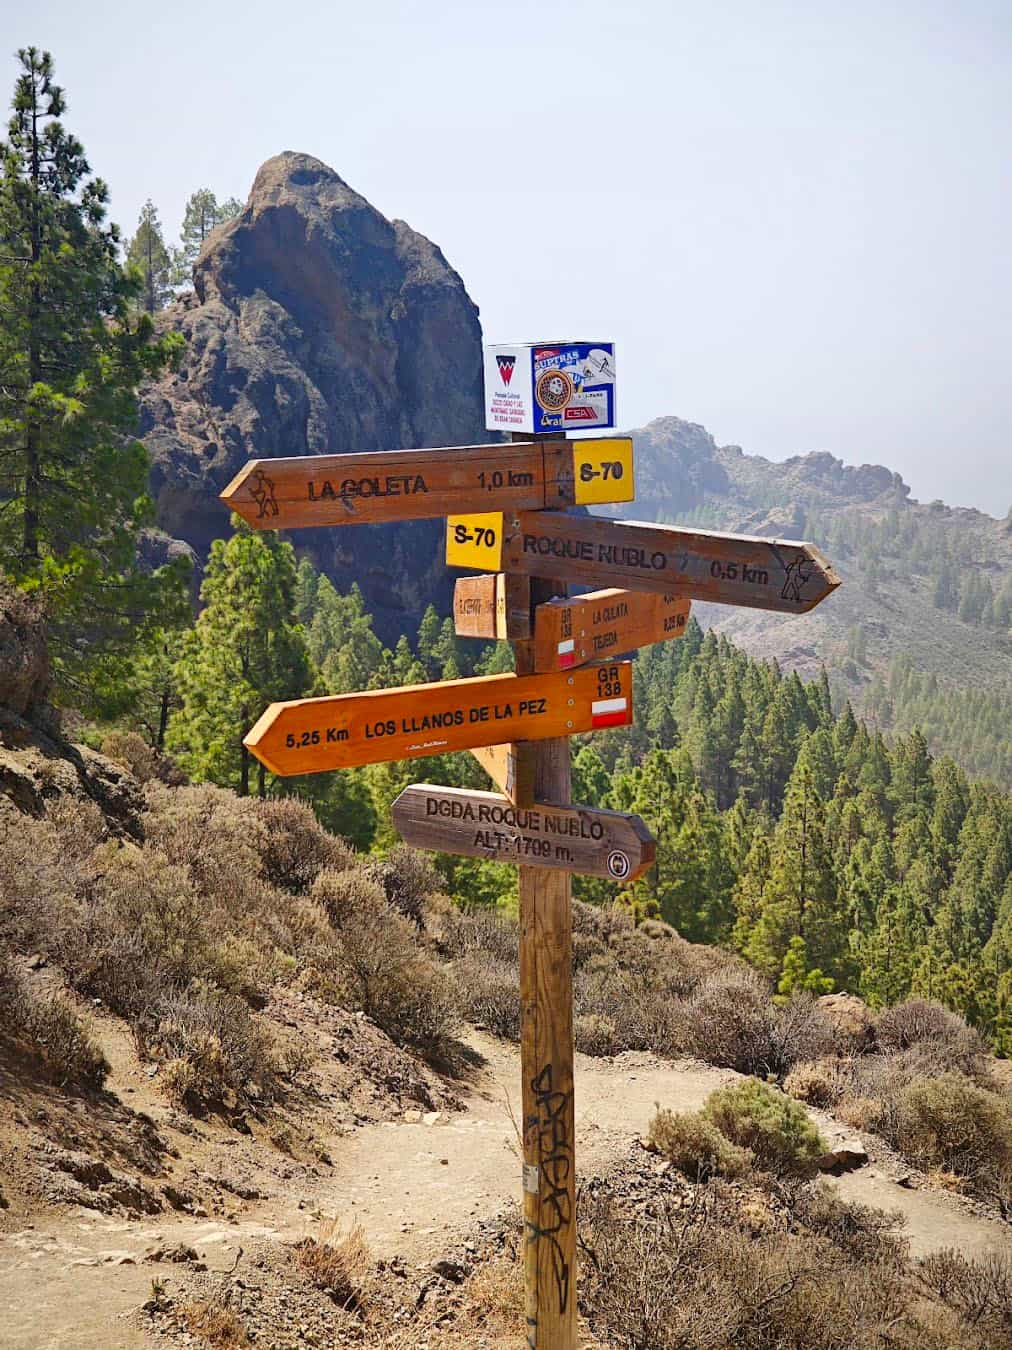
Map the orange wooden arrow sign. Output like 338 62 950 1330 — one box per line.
447 511 840 615
533 589 690 672
220 438 633 529
244 662 633 776
392 784 655 882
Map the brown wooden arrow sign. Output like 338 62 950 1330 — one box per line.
453 573 532 641
221 437 633 530
244 662 633 776
392 784 655 882
446 511 840 615
534 589 691 672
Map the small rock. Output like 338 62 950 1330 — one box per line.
439 1159 449 1166
26 953 46 971
817 1140 869 1174
403 1110 422 1124
422 1111 443 1127
431 1258 467 1283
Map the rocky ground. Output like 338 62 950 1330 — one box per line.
2 990 1010 1350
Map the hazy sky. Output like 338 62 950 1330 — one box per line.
15 0 1012 513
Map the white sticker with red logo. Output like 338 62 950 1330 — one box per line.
483 341 616 434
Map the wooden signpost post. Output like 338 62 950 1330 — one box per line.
237 339 840 1350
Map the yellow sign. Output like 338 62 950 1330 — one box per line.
446 512 504 570
572 437 635 507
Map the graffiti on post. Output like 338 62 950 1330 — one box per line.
525 1061 573 1345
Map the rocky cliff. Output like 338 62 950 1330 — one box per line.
139 152 487 638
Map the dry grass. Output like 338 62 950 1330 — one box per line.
181 1299 249 1348
294 1220 371 1310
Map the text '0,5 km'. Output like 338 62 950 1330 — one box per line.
392 785 656 882
220 438 634 529
243 663 633 776
446 512 840 615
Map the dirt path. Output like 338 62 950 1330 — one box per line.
2 1032 1009 1347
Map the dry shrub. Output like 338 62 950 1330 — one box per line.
682 971 836 1078
455 951 519 1041
312 869 459 1056
786 1180 908 1266
877 999 987 1069
136 987 284 1113
574 1012 619 1057
441 907 519 965
784 1057 854 1109
891 1073 1012 1200
702 1079 826 1176
0 956 108 1088
835 1094 885 1132
367 844 440 927
918 1248 1012 1342
100 730 183 785
256 796 354 893
648 1107 753 1179
579 1184 915 1350
295 1220 371 1309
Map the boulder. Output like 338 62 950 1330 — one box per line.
139 152 488 642
817 992 876 1051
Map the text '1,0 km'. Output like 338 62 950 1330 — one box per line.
447 511 840 615
392 785 656 882
220 438 634 529
243 663 633 776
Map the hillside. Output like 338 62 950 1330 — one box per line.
609 417 1012 777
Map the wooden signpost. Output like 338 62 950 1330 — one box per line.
392 785 655 881
446 510 840 614
243 663 633 777
238 336 840 1350
220 436 634 529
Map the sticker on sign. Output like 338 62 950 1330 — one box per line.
483 341 617 434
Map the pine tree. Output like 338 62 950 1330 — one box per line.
125 199 171 312
741 765 849 984
168 519 312 795
171 188 242 284
0 49 187 705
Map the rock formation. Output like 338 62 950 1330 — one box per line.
139 152 487 638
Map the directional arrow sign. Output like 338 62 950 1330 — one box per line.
534 590 691 672
221 437 633 530
392 784 656 882
453 573 532 641
446 512 840 615
244 662 633 776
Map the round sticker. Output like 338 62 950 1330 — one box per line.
535 368 574 412
607 849 631 881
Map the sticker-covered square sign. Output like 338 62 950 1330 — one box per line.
483 341 617 434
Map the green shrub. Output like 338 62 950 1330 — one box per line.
703 1079 826 1176
893 1073 1012 1198
648 1107 753 1179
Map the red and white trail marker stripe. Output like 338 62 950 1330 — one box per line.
591 696 629 729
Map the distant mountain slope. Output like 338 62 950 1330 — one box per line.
610 417 1012 779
